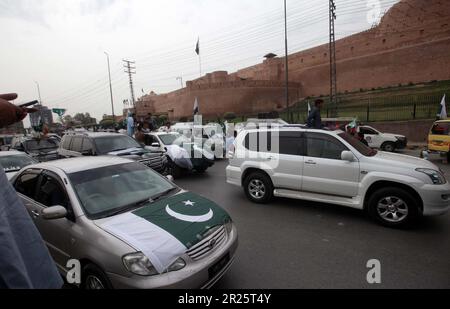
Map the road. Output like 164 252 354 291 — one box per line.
176 149 450 289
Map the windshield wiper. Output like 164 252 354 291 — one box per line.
101 197 154 218
150 187 178 202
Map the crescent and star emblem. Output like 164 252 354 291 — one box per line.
166 200 213 222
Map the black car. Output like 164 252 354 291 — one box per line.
58 132 169 175
10 136 60 162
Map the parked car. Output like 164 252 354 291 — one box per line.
171 123 225 159
0 134 14 151
12 157 238 289
427 119 450 161
226 127 450 228
58 132 169 175
357 125 407 152
10 135 60 162
0 150 37 180
143 132 215 178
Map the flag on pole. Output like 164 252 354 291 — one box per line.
195 38 200 55
439 94 447 120
193 97 199 115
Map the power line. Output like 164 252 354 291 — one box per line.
123 59 137 111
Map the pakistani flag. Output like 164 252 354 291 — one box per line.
195 38 200 55
193 97 199 115
99 192 230 273
439 94 447 120
348 118 358 129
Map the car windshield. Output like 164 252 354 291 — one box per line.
0 155 36 172
159 133 181 145
94 135 142 154
338 132 377 157
24 139 59 152
69 162 177 219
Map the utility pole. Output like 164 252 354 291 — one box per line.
176 76 183 89
34 81 42 105
104 52 115 123
123 59 136 112
284 0 291 123
329 0 338 118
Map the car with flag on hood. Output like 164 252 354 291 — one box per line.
11 156 237 289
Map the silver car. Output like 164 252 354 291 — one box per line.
11 156 238 289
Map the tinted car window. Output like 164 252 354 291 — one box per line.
70 137 83 152
244 132 272 152
81 138 93 152
306 133 348 160
61 136 72 149
360 127 378 135
273 132 303 156
35 174 69 208
431 123 450 135
15 172 40 199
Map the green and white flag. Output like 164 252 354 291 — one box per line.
100 192 230 273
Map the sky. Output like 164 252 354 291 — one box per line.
0 0 399 126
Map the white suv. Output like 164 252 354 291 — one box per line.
226 128 450 228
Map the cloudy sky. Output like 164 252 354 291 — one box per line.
0 0 398 124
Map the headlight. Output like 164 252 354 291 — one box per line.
123 252 158 276
224 217 233 235
123 252 185 276
416 168 447 185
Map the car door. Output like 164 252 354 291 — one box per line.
254 131 304 191
360 126 382 148
302 132 360 197
17 170 74 269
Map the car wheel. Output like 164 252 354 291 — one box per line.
82 264 112 290
381 142 396 152
244 172 274 204
367 187 420 228
196 167 208 174
167 160 183 178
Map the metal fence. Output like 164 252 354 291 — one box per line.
284 93 446 124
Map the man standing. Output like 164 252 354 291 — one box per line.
127 112 135 137
0 93 62 289
307 99 324 129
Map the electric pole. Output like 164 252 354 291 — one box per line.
34 81 42 105
105 52 115 123
284 0 291 123
329 0 338 118
123 59 137 112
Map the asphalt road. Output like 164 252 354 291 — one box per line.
176 149 450 289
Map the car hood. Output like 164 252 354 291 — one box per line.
94 191 231 273
382 133 405 139
371 151 437 169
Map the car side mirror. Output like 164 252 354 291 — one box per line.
151 142 160 148
41 206 67 220
341 151 355 162
166 175 174 182
81 149 93 156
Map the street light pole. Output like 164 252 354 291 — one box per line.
284 0 290 123
104 52 115 123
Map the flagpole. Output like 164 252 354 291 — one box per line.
199 53 202 78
